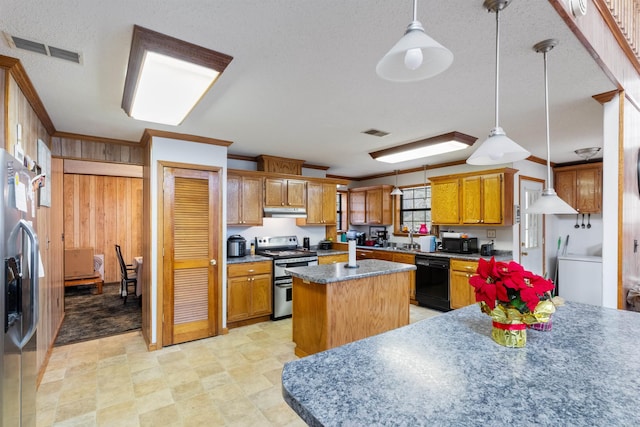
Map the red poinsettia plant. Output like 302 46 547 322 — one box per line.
469 257 554 314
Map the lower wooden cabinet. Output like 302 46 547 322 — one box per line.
227 261 273 324
392 253 416 302
450 259 478 309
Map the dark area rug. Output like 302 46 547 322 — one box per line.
55 283 141 346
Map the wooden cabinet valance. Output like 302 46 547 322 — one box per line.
553 162 602 213
430 168 516 226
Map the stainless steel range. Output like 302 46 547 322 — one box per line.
255 236 318 320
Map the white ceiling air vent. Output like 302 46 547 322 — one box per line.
362 129 389 137
4 33 82 64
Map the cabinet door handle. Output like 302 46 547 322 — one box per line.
521 251 528 256
210 259 217 265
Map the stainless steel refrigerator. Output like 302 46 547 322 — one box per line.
1 148 39 427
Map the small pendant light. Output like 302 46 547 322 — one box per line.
376 0 453 82
466 0 530 165
526 39 577 215
391 170 403 196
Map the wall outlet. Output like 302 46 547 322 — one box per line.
487 229 496 238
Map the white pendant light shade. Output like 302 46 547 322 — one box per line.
376 23 453 82
466 0 530 165
466 127 530 165
391 169 403 195
376 0 453 82
526 39 577 215
526 189 577 214
390 186 404 196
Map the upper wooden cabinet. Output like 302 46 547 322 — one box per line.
349 185 393 225
431 168 515 226
554 162 602 213
297 181 337 226
227 173 263 226
431 177 461 224
461 173 506 225
264 178 306 208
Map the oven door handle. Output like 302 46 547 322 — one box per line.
275 282 292 289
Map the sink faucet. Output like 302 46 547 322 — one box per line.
408 228 414 248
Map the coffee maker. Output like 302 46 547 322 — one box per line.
371 227 388 246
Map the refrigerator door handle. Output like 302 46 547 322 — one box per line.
17 219 39 350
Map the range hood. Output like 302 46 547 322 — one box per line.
263 207 307 218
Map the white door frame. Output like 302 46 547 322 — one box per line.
519 176 546 276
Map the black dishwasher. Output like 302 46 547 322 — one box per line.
415 255 451 311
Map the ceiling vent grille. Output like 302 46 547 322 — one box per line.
5 33 82 64
362 129 389 137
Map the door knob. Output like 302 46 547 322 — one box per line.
210 259 217 265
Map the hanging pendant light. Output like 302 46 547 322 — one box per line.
466 0 530 165
526 39 577 215
376 0 453 82
391 170 403 196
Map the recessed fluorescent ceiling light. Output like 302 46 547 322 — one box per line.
122 25 232 126
130 52 219 125
369 131 476 163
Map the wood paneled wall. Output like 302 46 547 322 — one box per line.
63 174 143 283
51 134 144 165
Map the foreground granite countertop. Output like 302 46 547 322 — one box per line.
282 302 640 426
285 259 416 284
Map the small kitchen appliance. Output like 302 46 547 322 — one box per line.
227 235 247 257
255 236 318 320
441 237 478 254
318 240 332 250
302 237 310 250
480 242 494 256
345 230 366 245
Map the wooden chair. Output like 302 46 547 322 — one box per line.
115 244 137 304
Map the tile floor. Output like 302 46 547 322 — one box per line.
37 305 441 426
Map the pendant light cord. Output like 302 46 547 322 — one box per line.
494 8 501 129
543 50 552 187
412 0 418 22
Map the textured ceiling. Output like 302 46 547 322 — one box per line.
0 0 615 178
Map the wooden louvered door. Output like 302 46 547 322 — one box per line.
163 166 220 345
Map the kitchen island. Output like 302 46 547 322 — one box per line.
282 302 640 426
286 259 415 357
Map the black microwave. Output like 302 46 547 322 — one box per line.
442 237 478 254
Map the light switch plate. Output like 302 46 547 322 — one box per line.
487 229 496 238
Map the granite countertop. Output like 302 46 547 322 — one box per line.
325 245 512 262
282 302 640 426
226 254 272 264
285 259 416 284
229 248 511 263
